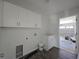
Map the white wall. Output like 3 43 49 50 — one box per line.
48 35 58 50
0 1 43 59
58 7 79 18
0 28 42 59
41 14 49 50
0 0 2 52
48 14 59 48
41 0 60 50
41 14 59 50
0 0 2 27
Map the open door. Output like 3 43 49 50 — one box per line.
59 16 77 54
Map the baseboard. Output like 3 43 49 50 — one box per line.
47 46 58 51
20 48 38 59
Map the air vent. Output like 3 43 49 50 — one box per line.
16 45 23 59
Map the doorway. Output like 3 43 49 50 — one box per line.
59 16 77 54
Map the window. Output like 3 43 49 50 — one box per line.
66 26 73 29
59 26 74 29
59 26 65 29
59 16 76 29
60 16 76 24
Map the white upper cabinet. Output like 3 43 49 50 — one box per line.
2 1 42 28
18 7 32 27
19 7 42 28
3 1 19 27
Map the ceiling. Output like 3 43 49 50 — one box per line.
5 0 79 14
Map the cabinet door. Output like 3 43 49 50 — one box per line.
19 8 42 28
19 7 29 27
19 8 35 28
29 12 42 28
3 2 19 27
32 14 42 28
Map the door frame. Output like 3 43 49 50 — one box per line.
75 15 79 56
58 15 78 54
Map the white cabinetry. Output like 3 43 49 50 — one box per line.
2 1 42 28
3 2 19 27
19 7 42 28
